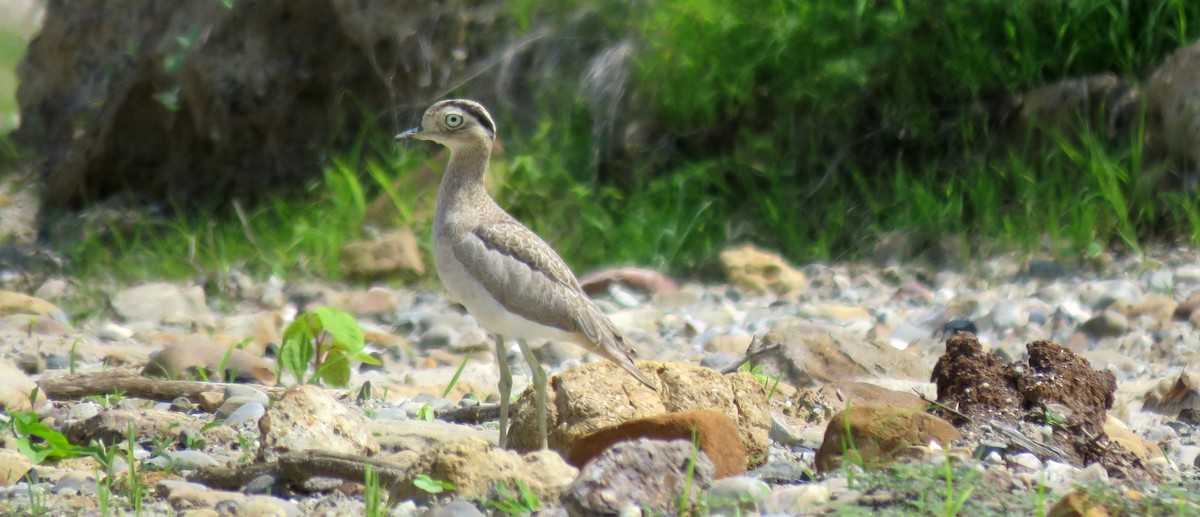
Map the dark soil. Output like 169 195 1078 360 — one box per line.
930 332 1150 479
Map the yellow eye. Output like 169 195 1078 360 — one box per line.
445 114 464 128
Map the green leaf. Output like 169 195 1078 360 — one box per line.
413 474 453 494
317 352 352 387
9 411 93 463
279 316 316 384
312 307 364 353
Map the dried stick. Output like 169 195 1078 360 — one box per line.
190 450 409 492
36 368 283 402
719 336 783 374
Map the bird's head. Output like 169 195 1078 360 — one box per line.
395 99 496 152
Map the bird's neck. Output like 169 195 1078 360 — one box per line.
436 143 494 221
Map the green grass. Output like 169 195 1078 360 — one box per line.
4 1 1200 286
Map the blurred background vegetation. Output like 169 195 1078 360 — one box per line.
3 0 1200 283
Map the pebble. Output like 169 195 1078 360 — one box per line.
222 401 266 425
707 476 770 513
0 245 1196 514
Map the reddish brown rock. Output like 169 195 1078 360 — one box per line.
567 409 747 479
1049 489 1111 517
814 405 960 472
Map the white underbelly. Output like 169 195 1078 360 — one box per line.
433 234 575 342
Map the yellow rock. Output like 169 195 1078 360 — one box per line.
0 291 62 318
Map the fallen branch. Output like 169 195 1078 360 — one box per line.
36 368 284 402
190 450 410 496
719 336 783 374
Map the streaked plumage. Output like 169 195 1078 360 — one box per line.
395 99 656 448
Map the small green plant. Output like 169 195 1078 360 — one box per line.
68 338 80 374
484 480 541 515
124 427 145 515
363 465 389 517
277 307 379 387
22 474 48 515
677 429 701 516
412 473 454 494
416 404 435 422
739 363 781 400
235 432 258 464
941 453 974 516
86 389 126 409
7 410 94 463
444 357 469 398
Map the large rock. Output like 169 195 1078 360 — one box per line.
814 405 960 472
0 358 47 412
111 283 210 327
14 0 472 207
760 322 927 386
508 361 771 470
258 385 379 462
1144 39 1200 180
394 439 577 504
561 438 715 517
141 334 276 385
0 290 64 319
340 229 426 280
567 409 747 479
718 244 807 296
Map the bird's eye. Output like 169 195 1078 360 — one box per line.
445 114 464 128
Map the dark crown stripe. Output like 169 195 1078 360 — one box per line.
444 100 496 138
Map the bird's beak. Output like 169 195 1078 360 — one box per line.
395 126 423 141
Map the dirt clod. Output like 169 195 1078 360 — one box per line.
930 332 1147 479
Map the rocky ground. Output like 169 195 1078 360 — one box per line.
0 241 1198 516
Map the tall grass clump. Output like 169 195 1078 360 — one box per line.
491 0 1200 269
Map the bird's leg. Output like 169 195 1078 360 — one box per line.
495 335 511 449
517 339 548 450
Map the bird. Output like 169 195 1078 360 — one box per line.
395 99 657 450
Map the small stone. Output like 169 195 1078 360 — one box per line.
16 352 45 374
420 500 486 517
258 385 379 462
168 450 220 468
749 460 813 485
988 301 1028 330
156 479 210 497
52 471 97 495
197 392 224 412
98 322 135 340
941 319 978 338
706 476 770 515
418 324 457 350
1178 408 1200 426
1009 452 1042 473
1047 489 1111 517
0 449 33 486
1080 311 1128 338
216 397 263 419
766 484 831 514
170 397 195 412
